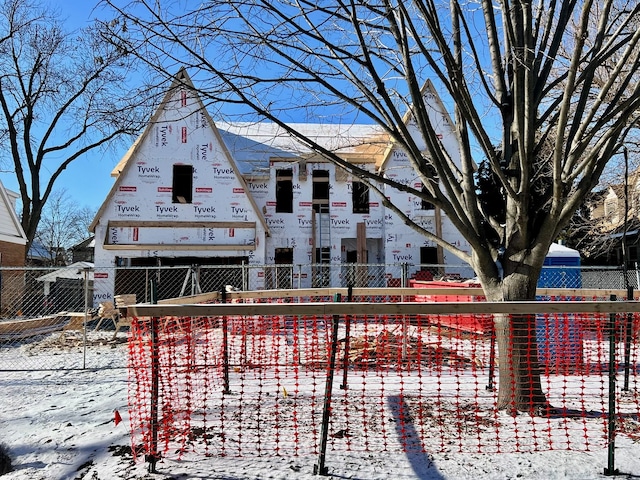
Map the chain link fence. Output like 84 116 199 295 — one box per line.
102 263 640 302
0 262 638 371
0 263 629 319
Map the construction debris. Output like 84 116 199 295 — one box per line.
339 329 477 369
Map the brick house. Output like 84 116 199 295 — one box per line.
0 180 27 267
0 180 28 315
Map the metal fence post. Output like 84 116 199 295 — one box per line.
340 287 352 390
221 288 231 394
486 322 496 391
242 261 248 291
314 293 341 476
401 262 408 288
624 286 633 391
604 294 619 476
82 267 91 369
147 278 160 474
144 268 149 303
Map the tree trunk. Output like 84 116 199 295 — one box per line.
483 270 548 414
494 312 547 413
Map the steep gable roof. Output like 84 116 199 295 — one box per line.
377 79 458 173
90 69 269 236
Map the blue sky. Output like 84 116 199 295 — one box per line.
0 1 132 212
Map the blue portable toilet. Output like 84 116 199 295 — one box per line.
537 243 582 289
536 243 583 373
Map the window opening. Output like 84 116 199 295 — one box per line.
312 170 330 213
420 246 439 264
172 164 193 204
421 185 435 210
273 248 294 289
276 169 293 213
352 181 370 214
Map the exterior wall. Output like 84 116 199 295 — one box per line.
247 160 386 288
0 240 26 267
381 150 473 283
0 184 27 260
0 240 26 316
245 152 472 288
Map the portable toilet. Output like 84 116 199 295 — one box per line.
536 242 583 373
537 243 581 289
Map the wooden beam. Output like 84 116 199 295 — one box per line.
435 206 444 264
356 222 366 263
311 211 317 256
158 291 220 304
102 244 256 251
157 287 640 304
107 221 256 229
129 299 640 319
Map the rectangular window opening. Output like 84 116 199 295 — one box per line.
421 185 435 211
276 169 293 213
313 170 330 213
273 248 294 289
352 181 370 214
172 164 193 204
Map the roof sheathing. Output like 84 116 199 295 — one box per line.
218 122 390 177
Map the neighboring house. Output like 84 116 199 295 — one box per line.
35 261 94 314
69 236 95 264
579 172 640 266
26 241 66 266
0 180 28 316
90 69 471 303
0 181 27 267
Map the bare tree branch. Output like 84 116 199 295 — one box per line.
0 0 154 251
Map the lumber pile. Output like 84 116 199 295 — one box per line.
0 315 66 341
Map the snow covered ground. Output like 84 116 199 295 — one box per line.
2 331 640 479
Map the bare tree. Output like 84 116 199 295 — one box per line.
102 0 640 412
32 189 95 266
0 0 151 253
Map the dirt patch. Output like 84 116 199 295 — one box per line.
108 445 134 458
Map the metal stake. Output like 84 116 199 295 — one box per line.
604 295 619 476
340 287 352 390
147 278 160 474
314 293 341 476
221 288 231 394
623 287 633 391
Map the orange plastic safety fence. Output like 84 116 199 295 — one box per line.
127 298 640 462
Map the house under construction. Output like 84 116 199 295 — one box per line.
89 70 471 303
